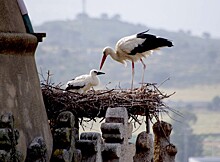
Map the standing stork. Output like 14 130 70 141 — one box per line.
65 69 105 94
99 30 173 89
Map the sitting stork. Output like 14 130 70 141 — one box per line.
99 30 173 89
65 69 105 94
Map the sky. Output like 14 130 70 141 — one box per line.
24 0 220 38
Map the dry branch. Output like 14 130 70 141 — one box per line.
41 82 174 129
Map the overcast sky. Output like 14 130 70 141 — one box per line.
24 0 220 38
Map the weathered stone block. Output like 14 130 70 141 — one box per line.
0 128 11 149
26 136 47 162
153 121 177 162
134 131 154 162
51 111 81 162
101 107 135 162
77 132 103 162
101 123 124 142
54 128 73 147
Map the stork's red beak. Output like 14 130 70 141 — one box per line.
99 54 107 70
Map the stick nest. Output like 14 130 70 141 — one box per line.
41 83 175 128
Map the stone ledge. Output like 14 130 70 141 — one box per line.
0 32 38 54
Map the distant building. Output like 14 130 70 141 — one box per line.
189 157 220 162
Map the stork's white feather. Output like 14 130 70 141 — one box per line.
65 69 105 94
117 35 145 54
100 31 173 89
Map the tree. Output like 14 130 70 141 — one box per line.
171 111 203 162
100 13 109 19
111 14 121 21
210 96 220 111
202 32 211 39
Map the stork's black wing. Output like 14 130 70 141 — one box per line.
129 31 173 55
65 84 85 91
65 79 86 91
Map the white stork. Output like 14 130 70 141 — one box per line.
99 30 173 89
65 69 105 94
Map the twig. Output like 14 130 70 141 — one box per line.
40 71 177 130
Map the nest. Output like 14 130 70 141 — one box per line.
41 83 175 129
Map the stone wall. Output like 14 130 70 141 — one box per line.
52 108 177 162
0 0 52 161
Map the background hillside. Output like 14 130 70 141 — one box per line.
33 14 220 160
35 14 220 100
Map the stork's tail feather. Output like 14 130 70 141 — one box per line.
138 29 150 35
156 38 173 47
136 30 173 48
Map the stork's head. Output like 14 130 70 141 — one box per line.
90 69 105 76
100 47 114 70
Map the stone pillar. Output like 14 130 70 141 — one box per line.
133 131 154 162
51 111 81 162
0 0 52 160
101 107 135 162
153 121 177 162
0 113 23 161
77 132 103 162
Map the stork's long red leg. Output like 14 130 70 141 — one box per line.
140 58 146 86
131 61 134 90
